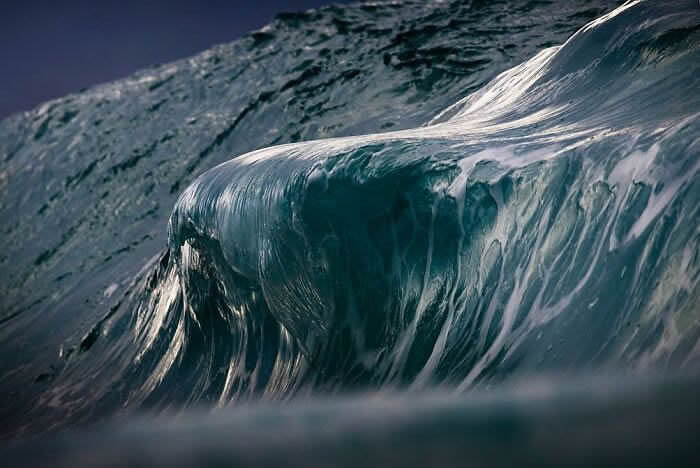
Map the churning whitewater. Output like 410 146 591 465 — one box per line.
0 0 699 449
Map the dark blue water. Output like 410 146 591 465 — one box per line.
1 0 699 465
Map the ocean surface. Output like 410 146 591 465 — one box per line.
1 0 699 465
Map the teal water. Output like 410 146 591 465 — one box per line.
1 0 699 465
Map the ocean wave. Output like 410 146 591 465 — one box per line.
162 0 700 394
1 0 699 440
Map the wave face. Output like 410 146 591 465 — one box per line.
1 0 699 441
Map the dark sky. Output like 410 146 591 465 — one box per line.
0 0 353 120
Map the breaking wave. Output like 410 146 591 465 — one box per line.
1 0 698 441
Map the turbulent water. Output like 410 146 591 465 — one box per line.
1 0 700 465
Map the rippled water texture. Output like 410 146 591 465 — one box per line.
1 0 699 460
